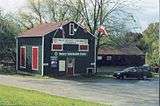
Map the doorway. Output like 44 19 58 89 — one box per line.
66 58 75 76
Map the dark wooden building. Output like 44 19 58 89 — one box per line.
16 21 96 76
97 47 145 67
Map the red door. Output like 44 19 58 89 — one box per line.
32 47 39 70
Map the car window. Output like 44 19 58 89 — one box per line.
132 69 137 72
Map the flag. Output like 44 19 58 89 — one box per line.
59 26 65 38
97 25 108 36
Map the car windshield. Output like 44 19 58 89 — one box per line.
123 67 135 72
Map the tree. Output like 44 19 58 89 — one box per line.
0 9 19 65
141 22 159 66
16 0 140 70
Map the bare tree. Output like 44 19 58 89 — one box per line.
17 0 140 52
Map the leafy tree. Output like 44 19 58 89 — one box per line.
0 9 19 65
141 22 159 66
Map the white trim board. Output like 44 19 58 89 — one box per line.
69 23 75 35
41 36 44 76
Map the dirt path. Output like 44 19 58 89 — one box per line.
0 75 159 106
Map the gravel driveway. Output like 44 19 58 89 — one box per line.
0 75 159 106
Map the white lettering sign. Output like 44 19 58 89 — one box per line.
59 60 65 71
59 53 87 56
53 38 88 45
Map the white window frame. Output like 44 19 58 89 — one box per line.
79 44 89 52
69 23 75 35
20 46 26 68
97 56 102 60
106 56 112 60
32 46 39 71
51 43 63 51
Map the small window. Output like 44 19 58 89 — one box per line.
106 56 112 60
69 23 74 35
98 56 102 60
20 46 26 68
79 44 89 51
52 43 63 51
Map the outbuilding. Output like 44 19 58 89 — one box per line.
97 46 145 66
16 21 96 76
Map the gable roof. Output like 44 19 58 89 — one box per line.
18 21 95 38
98 46 144 55
19 22 67 37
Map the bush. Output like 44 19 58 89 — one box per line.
0 66 16 75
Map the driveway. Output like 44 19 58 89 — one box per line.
0 75 159 106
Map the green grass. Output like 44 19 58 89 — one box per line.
0 85 107 106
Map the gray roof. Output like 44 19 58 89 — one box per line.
98 46 144 55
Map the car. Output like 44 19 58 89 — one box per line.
113 67 152 79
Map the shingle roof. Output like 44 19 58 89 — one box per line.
19 22 67 37
98 46 144 55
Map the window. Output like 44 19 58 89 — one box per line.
106 56 112 60
20 46 26 68
32 47 39 70
79 44 89 51
98 56 102 60
69 23 74 35
52 43 63 51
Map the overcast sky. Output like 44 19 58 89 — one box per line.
0 0 159 32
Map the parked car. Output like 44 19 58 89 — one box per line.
152 66 160 73
142 64 160 73
113 67 152 79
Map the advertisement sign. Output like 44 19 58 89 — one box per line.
59 53 87 56
51 57 58 68
53 38 88 45
59 60 65 71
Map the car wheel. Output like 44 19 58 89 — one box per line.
138 76 142 80
120 75 126 80
116 76 120 79
123 75 127 79
143 75 147 79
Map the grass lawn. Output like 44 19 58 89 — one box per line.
0 85 107 106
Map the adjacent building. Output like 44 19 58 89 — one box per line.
97 47 145 66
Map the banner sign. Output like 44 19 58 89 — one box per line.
59 53 87 56
53 38 88 45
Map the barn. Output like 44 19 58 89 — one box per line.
97 46 145 67
16 21 96 76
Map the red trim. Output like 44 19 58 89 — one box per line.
51 43 63 51
32 47 39 70
79 44 89 51
20 46 26 68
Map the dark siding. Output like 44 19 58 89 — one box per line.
44 22 95 76
43 35 52 75
97 55 145 67
63 44 78 52
18 37 42 74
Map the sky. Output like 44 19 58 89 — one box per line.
0 0 159 32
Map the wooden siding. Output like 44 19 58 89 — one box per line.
18 37 42 74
